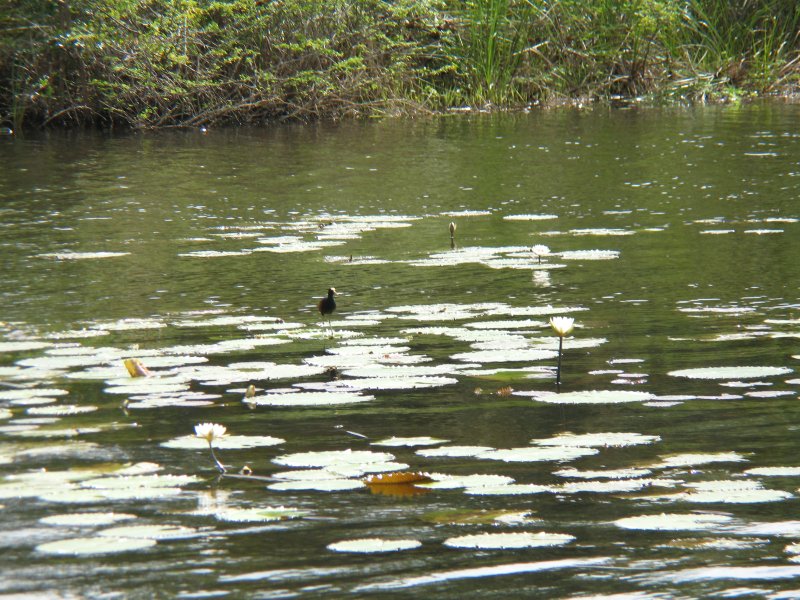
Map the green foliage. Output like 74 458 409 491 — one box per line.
451 0 537 106
677 0 800 93
1 0 799 128
0 0 454 128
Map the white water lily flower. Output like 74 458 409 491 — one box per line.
194 422 227 444
550 316 575 337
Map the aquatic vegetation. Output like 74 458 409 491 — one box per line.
477 446 598 463
504 214 559 221
669 480 793 504
651 452 748 469
36 536 156 555
443 532 574 550
205 506 308 523
268 478 365 492
464 483 555 496
668 366 793 379
40 512 137 527
327 538 422 553
162 434 284 450
614 513 733 531
4 122 800 597
420 474 515 489
423 509 537 526
531 390 656 405
416 446 495 458
246 390 375 406
37 251 131 260
371 436 448 447
557 250 620 260
273 449 395 469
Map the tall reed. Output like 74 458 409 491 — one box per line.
455 0 536 105
678 0 800 93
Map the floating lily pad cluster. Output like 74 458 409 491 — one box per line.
3 199 800 600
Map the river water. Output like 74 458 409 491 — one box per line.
1 105 800 598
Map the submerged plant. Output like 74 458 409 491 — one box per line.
550 316 574 387
194 422 227 473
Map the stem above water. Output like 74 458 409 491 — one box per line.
208 443 226 473
556 335 564 388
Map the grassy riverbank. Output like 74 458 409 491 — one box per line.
2 0 800 129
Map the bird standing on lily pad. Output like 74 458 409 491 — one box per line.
550 316 575 388
318 287 337 334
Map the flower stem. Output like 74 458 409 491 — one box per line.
208 443 226 473
556 335 563 387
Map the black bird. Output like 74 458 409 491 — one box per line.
318 287 336 330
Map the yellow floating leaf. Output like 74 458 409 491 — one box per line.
123 358 152 378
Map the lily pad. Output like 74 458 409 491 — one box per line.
652 452 747 468
553 467 653 479
327 538 422 553
444 532 574 549
464 483 554 495
416 446 495 458
422 509 537 526
40 512 138 527
27 404 97 416
36 536 155 555
559 479 675 494
98 524 198 540
745 467 800 477
532 390 655 405
558 250 619 260
614 513 733 531
534 432 660 448
268 479 365 492
451 349 557 363
477 446 598 463
161 434 285 450
420 474 515 489
671 480 793 504
209 507 308 522
503 214 559 221
37 251 131 260
246 391 374 406
273 449 395 469
668 366 793 379
372 436 448 447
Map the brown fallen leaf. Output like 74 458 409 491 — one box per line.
364 471 433 485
